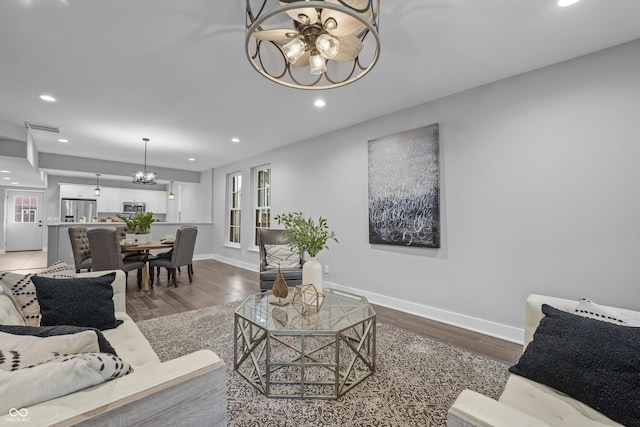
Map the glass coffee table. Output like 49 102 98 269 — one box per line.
234 288 376 399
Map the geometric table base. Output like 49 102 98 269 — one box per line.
234 289 376 399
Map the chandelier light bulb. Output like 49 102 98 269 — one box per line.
316 34 339 59
282 38 306 64
309 50 327 75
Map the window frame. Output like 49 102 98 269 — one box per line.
227 171 242 247
253 164 271 248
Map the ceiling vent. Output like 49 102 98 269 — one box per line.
24 122 60 133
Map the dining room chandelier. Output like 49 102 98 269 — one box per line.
132 138 157 184
245 0 380 89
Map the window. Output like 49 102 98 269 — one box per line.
254 166 271 246
228 172 242 245
14 195 38 223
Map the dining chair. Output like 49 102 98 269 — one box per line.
87 228 145 289
116 225 145 262
154 225 196 278
68 226 92 273
149 226 197 287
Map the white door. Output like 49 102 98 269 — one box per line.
5 190 44 251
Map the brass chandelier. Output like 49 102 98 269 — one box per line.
245 0 380 89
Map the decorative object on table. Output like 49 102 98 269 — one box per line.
269 266 289 306
368 123 441 248
92 215 98 223
290 284 325 316
132 137 157 184
116 212 157 244
274 211 338 293
245 0 380 90
79 215 86 223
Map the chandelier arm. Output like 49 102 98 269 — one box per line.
287 67 323 87
256 40 289 80
323 59 358 85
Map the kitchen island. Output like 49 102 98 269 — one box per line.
46 222 213 267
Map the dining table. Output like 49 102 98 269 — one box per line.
121 240 174 291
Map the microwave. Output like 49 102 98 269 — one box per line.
123 202 146 212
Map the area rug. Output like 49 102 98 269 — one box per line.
137 302 509 427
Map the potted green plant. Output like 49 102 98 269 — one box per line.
79 215 86 223
274 211 338 292
135 211 157 235
116 214 137 234
92 215 98 223
116 212 157 243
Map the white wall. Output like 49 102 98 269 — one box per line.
212 39 640 343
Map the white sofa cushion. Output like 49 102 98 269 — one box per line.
500 375 623 427
104 312 161 370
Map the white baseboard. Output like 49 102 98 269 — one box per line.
210 254 259 272
206 256 524 345
325 280 524 345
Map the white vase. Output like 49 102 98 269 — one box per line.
134 233 150 244
302 257 323 293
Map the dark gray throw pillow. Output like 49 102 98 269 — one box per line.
31 273 122 331
0 325 118 356
509 304 640 427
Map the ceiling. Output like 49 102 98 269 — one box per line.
1 0 640 187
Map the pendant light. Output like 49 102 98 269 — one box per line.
169 181 175 200
94 173 101 197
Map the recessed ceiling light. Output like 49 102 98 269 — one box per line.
0 170 10 173
314 99 326 107
188 158 195 162
3 177 11 180
11 182 19 185
558 0 579 6
58 138 68 143
231 137 240 143
38 94 56 102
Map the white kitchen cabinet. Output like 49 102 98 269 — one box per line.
96 187 121 213
146 190 167 214
120 189 147 203
60 184 96 199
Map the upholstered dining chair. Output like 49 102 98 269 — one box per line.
116 225 144 262
258 228 303 292
68 226 92 273
87 228 145 289
149 226 197 287
153 225 196 278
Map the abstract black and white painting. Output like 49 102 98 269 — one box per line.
368 124 440 248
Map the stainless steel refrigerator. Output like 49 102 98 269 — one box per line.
61 198 97 222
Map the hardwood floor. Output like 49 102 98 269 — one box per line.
0 251 522 364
